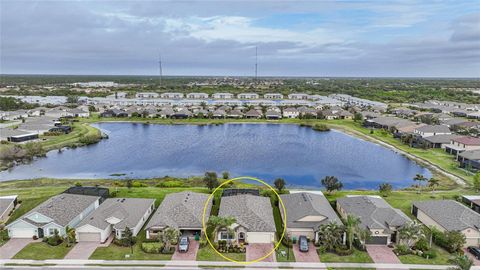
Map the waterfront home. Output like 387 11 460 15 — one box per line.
136 92 159 99
336 196 411 245
457 150 480 170
413 125 452 138
445 136 480 157
171 109 192 119
0 195 17 223
100 109 128 117
227 109 243 118
237 93 259 99
422 134 462 148
462 195 480 214
412 200 480 247
264 93 284 99
288 93 309 100
66 108 90 118
338 110 353 120
245 109 262 119
283 107 299 118
145 192 212 239
160 93 184 99
7 194 100 238
280 192 342 242
265 109 281 120
212 109 227 118
298 106 317 117
159 107 175 118
321 109 338 120
212 93 234 99
76 198 155 242
218 194 276 243
186 93 209 99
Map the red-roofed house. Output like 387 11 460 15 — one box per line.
445 136 480 158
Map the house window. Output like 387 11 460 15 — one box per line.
48 228 56 236
239 232 245 240
220 232 234 240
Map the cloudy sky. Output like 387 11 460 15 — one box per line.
1 0 479 77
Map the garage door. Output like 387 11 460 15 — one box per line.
247 233 272 243
78 232 101 242
366 236 388 245
10 228 35 238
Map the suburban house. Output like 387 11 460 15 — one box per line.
412 200 480 247
186 93 209 99
265 110 281 119
288 93 309 100
135 92 159 99
280 192 342 242
336 196 411 245
413 125 452 138
244 109 262 119
100 109 128 117
227 109 243 118
283 107 299 118
7 194 100 238
218 194 276 244
160 93 184 99
66 108 90 118
0 195 18 223
457 150 480 170
159 107 175 118
76 198 155 242
422 134 462 149
237 93 259 99
445 136 480 157
264 93 284 99
145 192 212 239
462 195 480 214
212 93 234 99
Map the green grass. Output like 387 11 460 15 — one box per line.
275 244 295 262
196 245 246 262
398 245 453 265
13 242 72 260
319 248 373 263
89 231 172 260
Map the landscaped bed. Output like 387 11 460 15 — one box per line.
13 242 72 260
275 244 295 262
196 245 246 262
318 248 373 263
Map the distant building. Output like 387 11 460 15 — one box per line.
264 93 284 99
212 93 234 99
288 93 309 100
136 92 159 99
237 93 259 99
186 93 209 99
160 93 184 99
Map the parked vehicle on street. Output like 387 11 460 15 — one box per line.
468 246 480 259
178 236 190 252
299 235 309 252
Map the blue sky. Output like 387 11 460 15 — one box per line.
1 0 479 77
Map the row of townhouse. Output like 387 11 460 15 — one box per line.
6 188 479 248
133 92 328 100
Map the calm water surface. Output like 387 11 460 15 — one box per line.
0 123 431 188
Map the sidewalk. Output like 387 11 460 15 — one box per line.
2 259 479 270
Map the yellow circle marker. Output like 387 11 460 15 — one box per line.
201 176 287 264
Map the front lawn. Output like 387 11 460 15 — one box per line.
196 245 246 262
319 248 373 263
398 245 453 265
275 244 295 262
13 242 72 260
90 231 172 260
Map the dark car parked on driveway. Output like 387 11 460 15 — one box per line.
468 246 480 259
299 235 309 252
178 236 190 252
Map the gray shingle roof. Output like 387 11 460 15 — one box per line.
459 150 480 160
423 134 462 144
23 194 100 227
280 192 341 229
219 194 275 232
77 198 155 230
146 192 212 230
337 196 411 231
413 200 480 231
415 125 451 133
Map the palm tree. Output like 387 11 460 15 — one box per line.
448 255 473 270
163 227 181 252
413 174 427 194
317 221 344 251
344 215 361 250
398 221 425 248
65 226 76 247
428 178 440 197
207 216 236 242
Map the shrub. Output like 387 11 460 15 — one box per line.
422 249 437 259
141 242 163 253
156 180 184 188
79 134 101 145
414 238 429 252
394 244 411 255
114 237 137 247
132 181 147 187
335 246 353 256
47 236 63 246
312 124 330 132
317 246 327 254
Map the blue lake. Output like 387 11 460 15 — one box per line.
0 123 432 189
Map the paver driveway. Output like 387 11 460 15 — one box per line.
464 248 480 266
0 239 32 259
172 241 199 261
292 243 320 262
64 242 100 259
246 243 276 262
366 245 401 264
